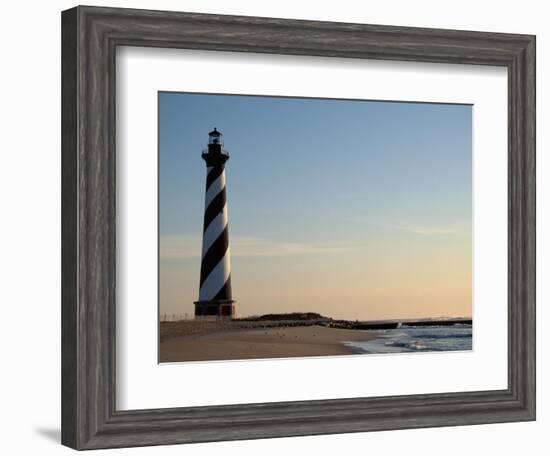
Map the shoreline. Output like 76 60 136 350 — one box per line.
159 324 377 363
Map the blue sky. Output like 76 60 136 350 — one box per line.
159 92 472 320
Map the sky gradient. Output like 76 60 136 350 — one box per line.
159 92 472 321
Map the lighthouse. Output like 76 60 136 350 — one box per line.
194 128 235 319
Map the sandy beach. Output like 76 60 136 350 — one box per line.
159 322 377 362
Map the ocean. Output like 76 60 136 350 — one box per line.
344 325 472 354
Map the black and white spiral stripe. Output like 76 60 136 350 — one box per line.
198 165 232 301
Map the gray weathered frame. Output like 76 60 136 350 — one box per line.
61 5 536 450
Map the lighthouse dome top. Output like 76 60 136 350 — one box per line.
208 127 223 145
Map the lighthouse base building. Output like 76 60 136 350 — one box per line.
194 128 236 319
194 300 235 318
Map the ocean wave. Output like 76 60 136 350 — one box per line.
408 332 472 339
385 340 430 350
344 326 472 354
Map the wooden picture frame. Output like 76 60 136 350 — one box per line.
61 5 536 450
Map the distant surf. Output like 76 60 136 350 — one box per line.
343 325 472 354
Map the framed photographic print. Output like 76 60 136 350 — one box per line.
157 93 474 363
61 5 536 450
